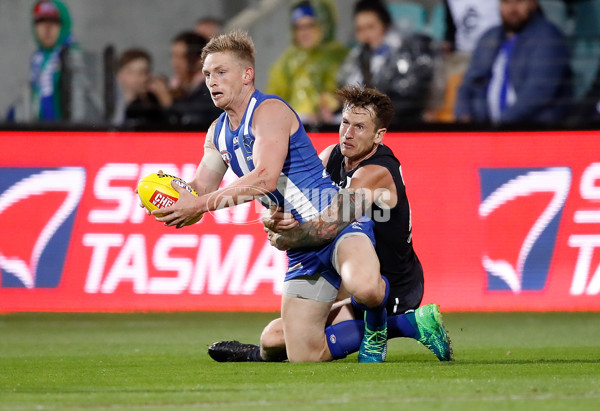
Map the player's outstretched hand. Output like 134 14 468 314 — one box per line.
152 179 202 229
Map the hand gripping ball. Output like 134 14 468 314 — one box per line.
137 173 203 225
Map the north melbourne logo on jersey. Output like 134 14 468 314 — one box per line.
478 167 571 293
0 167 86 288
242 134 254 152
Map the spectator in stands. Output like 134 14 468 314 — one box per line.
337 0 434 128
454 0 572 125
6 0 101 123
425 0 501 122
195 17 224 39
150 31 221 127
112 49 164 126
267 0 348 127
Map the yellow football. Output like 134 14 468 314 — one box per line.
137 173 202 225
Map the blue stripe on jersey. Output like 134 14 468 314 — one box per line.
213 89 338 223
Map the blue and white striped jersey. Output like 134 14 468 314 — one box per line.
213 89 337 223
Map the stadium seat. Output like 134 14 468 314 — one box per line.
428 71 463 122
572 0 600 39
569 0 600 98
538 0 569 34
387 1 427 33
571 40 600 99
425 3 446 41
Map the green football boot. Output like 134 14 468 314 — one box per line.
414 304 453 361
358 313 387 363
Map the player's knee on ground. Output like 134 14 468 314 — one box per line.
260 318 284 349
260 318 288 361
285 337 332 363
283 320 333 362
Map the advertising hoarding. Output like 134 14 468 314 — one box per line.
1 131 599 312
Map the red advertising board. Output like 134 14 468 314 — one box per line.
1 130 599 312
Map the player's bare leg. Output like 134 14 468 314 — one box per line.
262 237 389 363
336 236 386 306
260 318 286 361
258 292 356 361
281 295 333 362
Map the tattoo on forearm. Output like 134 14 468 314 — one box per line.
275 188 367 250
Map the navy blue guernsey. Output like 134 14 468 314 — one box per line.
326 144 423 293
213 89 338 223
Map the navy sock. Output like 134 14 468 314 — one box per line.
365 306 387 330
325 319 365 359
387 311 418 339
325 310 419 359
351 276 390 331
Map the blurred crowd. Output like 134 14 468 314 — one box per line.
4 0 600 130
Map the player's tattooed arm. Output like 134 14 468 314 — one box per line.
267 188 367 250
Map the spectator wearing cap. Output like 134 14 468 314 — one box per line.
6 0 101 122
267 0 348 127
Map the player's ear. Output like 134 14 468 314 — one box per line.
374 128 386 144
243 66 254 85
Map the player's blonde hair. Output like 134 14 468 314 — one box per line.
201 30 256 69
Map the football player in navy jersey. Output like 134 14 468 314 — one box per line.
154 31 390 362
209 85 453 363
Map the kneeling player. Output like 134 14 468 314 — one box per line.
155 33 389 362
209 86 453 363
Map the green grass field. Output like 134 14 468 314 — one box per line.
1 312 599 410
